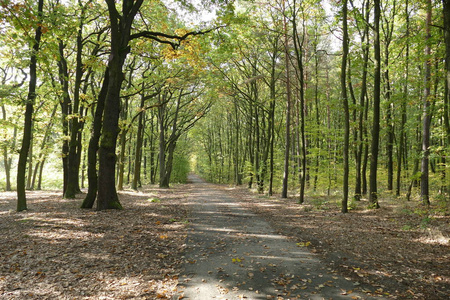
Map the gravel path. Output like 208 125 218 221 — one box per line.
177 174 384 300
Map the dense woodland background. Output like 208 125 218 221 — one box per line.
0 0 449 213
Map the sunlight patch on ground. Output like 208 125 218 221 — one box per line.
416 228 449 245
241 233 287 240
28 229 105 241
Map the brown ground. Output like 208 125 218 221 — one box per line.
0 183 449 299
0 186 189 300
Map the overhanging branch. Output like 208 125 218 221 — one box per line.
130 25 226 49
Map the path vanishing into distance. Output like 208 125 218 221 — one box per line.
177 174 385 300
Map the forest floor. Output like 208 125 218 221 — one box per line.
0 180 449 299
0 187 189 299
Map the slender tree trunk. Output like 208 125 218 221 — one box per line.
132 86 146 190
234 102 242 185
17 0 44 211
443 0 450 193
65 8 86 198
421 0 432 206
37 157 45 190
341 0 349 213
292 1 307 204
369 0 381 208
158 94 168 188
397 0 410 196
116 114 127 190
281 3 291 199
26 132 34 190
1 105 12 191
355 1 370 200
58 39 70 196
362 88 370 195
385 59 394 192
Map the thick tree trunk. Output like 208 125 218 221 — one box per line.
97 64 123 210
97 0 144 210
16 0 44 211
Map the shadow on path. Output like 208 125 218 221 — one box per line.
178 174 384 299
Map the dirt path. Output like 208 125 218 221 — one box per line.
178 175 383 299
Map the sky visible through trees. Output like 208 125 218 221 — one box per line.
0 0 449 212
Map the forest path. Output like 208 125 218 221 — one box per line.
177 174 383 300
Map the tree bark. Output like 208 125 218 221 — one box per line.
354 0 370 201
341 0 349 213
369 0 381 208
58 39 70 196
281 1 291 199
97 0 144 210
81 69 109 209
397 0 410 196
132 84 146 190
65 6 87 198
420 0 432 206
292 0 307 204
16 0 44 211
443 0 450 193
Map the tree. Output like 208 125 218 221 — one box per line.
291 0 307 204
341 0 349 213
369 0 381 209
16 0 44 212
281 0 292 199
421 0 432 206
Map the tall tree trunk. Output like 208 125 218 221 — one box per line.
281 2 292 199
355 0 370 201
421 0 432 206
341 0 349 213
369 0 381 208
158 94 168 188
16 0 44 212
65 6 86 198
97 0 145 210
382 1 396 192
81 69 109 209
58 39 70 196
443 0 450 193
132 86 146 190
116 97 129 191
292 0 307 204
397 0 410 196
